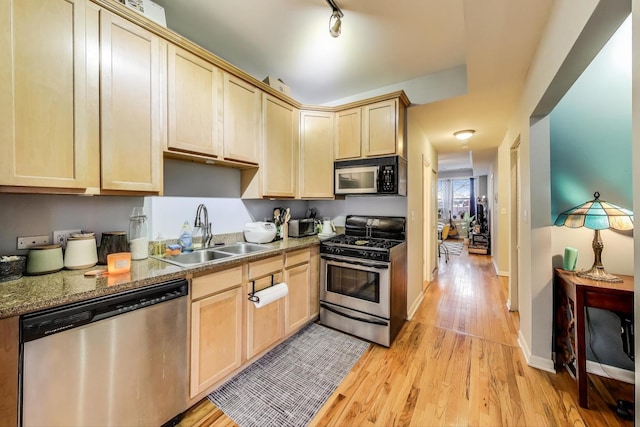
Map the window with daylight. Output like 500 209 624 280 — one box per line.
438 178 471 221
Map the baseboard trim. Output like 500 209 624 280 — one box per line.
496 269 509 277
586 361 635 384
407 292 424 320
517 330 556 373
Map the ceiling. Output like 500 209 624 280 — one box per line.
152 0 556 175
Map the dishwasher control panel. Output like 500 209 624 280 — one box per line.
21 279 188 342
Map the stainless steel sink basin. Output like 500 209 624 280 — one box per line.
156 242 270 268
216 242 271 255
160 249 234 267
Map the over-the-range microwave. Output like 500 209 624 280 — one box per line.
334 155 407 196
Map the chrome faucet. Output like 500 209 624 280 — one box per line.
194 204 212 248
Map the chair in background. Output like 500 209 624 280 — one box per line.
438 224 450 262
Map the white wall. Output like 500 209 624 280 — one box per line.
497 0 600 369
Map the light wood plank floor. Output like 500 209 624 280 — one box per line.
179 245 634 426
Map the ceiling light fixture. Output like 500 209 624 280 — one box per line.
326 0 343 38
454 129 475 141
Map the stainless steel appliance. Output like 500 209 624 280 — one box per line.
334 155 407 196
288 218 318 237
20 279 188 427
320 215 407 347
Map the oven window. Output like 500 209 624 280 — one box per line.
338 171 376 190
326 264 380 303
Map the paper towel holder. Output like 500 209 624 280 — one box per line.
248 275 275 303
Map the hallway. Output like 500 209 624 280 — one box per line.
181 247 634 426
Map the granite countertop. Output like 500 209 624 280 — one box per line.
0 235 321 319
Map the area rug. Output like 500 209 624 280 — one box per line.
207 322 369 427
443 240 464 256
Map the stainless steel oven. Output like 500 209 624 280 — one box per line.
319 215 407 347
320 254 389 318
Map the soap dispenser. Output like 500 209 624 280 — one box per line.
178 221 193 253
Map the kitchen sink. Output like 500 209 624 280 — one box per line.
160 249 234 267
156 242 271 268
216 242 271 255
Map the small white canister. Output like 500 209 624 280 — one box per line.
64 234 98 270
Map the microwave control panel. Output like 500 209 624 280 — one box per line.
379 165 396 193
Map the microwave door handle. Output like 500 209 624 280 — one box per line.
320 303 388 326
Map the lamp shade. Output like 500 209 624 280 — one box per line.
554 192 633 231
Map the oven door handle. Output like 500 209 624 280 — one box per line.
320 255 389 269
320 303 389 326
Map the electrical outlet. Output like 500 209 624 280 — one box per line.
17 235 51 250
53 229 82 249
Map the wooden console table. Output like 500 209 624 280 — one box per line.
553 268 634 408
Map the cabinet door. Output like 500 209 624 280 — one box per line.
262 95 298 197
100 11 163 192
167 45 222 157
190 287 243 398
335 107 361 160
362 99 397 157
299 110 334 198
284 263 310 335
0 0 97 189
246 273 284 359
223 74 261 164
309 246 320 318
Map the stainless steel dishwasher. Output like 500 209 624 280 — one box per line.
19 278 189 427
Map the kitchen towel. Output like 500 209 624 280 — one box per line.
253 282 288 308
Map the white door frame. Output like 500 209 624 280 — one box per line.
508 137 521 311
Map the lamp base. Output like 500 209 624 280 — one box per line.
577 265 622 283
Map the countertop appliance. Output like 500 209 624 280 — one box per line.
19 279 188 426
319 215 407 347
288 218 318 237
244 221 277 243
334 155 407 196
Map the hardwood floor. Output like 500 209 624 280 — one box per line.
179 245 634 426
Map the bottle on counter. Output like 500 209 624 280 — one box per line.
128 207 149 260
178 221 193 253
153 233 166 256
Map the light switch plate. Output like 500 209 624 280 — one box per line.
17 235 51 250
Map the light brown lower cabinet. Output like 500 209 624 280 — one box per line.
246 256 285 360
190 268 243 398
309 246 320 318
284 249 311 335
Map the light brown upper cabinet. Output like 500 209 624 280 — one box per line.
100 10 164 192
363 98 405 158
261 95 299 198
335 108 362 160
223 74 261 165
167 45 222 157
0 0 98 190
299 110 335 199
335 94 409 161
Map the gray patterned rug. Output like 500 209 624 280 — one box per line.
443 240 464 256
207 322 369 427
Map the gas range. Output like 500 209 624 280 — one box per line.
319 215 406 262
319 215 407 347
320 235 404 262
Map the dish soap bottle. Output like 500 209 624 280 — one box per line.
178 221 193 253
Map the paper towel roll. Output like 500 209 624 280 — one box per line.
253 282 288 308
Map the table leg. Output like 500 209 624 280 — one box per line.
575 288 588 408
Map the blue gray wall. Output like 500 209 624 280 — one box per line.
550 18 633 371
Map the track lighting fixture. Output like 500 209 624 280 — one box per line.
326 0 343 37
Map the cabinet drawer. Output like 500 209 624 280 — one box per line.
248 255 283 280
192 266 243 300
285 249 310 268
